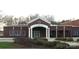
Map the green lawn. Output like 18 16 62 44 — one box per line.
0 42 25 48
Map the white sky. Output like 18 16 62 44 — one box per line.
0 0 79 21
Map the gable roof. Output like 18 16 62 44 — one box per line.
27 17 51 25
60 19 79 26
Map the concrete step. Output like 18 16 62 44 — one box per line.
48 38 56 41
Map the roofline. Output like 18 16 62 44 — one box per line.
27 18 51 25
72 25 79 27
4 24 28 27
50 24 72 26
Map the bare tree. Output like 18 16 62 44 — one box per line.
29 14 39 20
2 15 13 25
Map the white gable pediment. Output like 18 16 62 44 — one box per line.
27 17 51 25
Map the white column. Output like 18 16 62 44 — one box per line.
56 26 58 38
31 28 33 39
63 26 65 38
12 27 14 36
48 28 50 39
13 26 14 30
46 28 48 39
20 27 22 36
29 28 30 38
46 28 50 39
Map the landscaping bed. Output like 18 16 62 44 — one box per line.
31 39 70 49
0 37 79 49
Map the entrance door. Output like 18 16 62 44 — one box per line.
33 31 40 38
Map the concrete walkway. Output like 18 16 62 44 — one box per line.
0 38 14 42
63 42 79 46
57 40 79 46
48 38 79 46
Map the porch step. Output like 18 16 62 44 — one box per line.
48 38 56 41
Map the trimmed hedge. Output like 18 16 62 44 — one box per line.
55 37 73 41
33 38 48 41
14 37 27 44
77 39 79 42
55 42 70 49
44 41 60 48
32 40 44 45
68 46 79 49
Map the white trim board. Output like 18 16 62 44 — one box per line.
30 24 49 29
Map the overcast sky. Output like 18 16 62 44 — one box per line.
0 0 79 21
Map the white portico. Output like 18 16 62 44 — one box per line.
27 18 51 39
28 24 50 39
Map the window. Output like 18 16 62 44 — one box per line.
21 31 26 36
9 30 26 36
9 30 15 36
9 30 21 36
50 30 56 37
73 30 79 37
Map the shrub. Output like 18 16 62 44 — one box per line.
55 37 73 41
14 37 27 43
33 38 48 41
55 42 70 49
68 46 79 49
77 39 79 42
31 39 58 47
31 39 70 48
66 37 73 41
44 41 60 48
33 38 38 40
31 39 44 45
55 38 66 41
39 38 48 41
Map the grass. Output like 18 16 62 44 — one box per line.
0 42 25 48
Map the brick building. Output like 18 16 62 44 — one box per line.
3 18 79 41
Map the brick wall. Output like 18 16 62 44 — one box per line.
4 26 28 37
